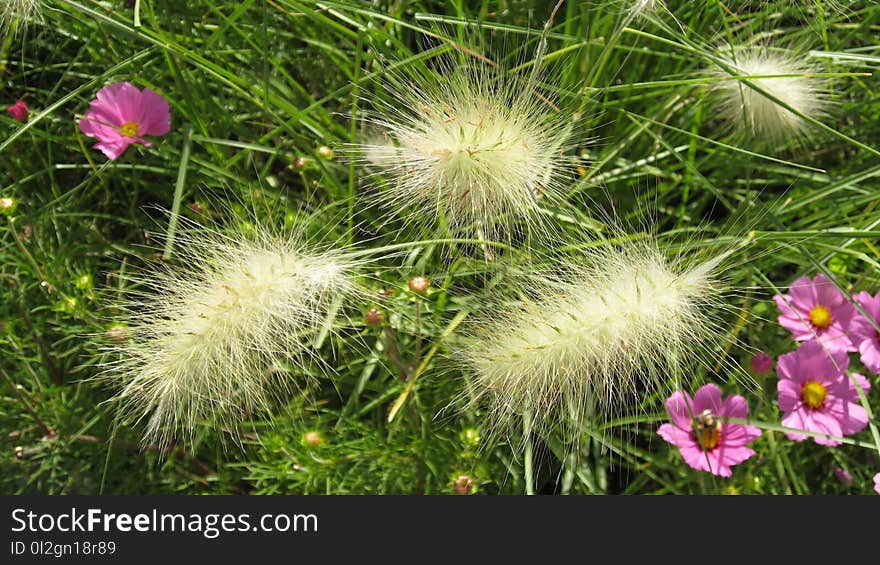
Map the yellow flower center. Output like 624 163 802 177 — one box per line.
693 409 722 451
808 305 832 329
801 381 827 410
120 121 140 137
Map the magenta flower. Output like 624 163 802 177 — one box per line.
79 82 170 160
750 352 774 375
6 100 28 122
657 383 761 477
774 273 856 353
850 291 880 374
776 341 870 446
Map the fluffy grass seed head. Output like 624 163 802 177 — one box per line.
103 219 357 450
709 46 829 143
459 238 728 445
352 43 579 243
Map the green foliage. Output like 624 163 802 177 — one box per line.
1 0 879 494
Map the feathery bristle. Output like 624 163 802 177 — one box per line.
459 239 726 445
710 46 828 142
102 222 356 450
1 0 43 35
352 49 578 242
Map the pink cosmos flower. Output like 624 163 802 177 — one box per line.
750 352 774 375
774 273 856 353
776 340 870 446
79 82 170 160
657 383 761 477
874 473 880 495
849 291 880 374
6 100 28 122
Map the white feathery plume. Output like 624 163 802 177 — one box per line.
709 46 829 142
351 39 579 242
102 218 358 450
458 236 735 445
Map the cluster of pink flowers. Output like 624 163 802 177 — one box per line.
773 274 874 444
657 273 878 489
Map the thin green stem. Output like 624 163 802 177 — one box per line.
163 124 193 260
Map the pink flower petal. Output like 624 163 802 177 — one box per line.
859 343 880 374
803 410 845 445
777 378 802 412
792 340 849 384
92 82 135 125
703 450 733 478
820 332 857 354
692 383 723 414
722 423 762 447
775 296 811 340
138 88 171 136
848 372 871 394
657 423 691 448
814 275 845 307
679 445 716 475
853 291 880 324
664 391 693 430
776 350 799 382
80 106 123 141
721 393 749 420
104 82 143 123
717 445 756 469
782 409 843 445
788 275 819 305
93 139 134 160
838 402 869 436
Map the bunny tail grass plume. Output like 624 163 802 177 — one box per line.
103 219 358 450
709 45 829 143
459 236 735 446
351 27 579 243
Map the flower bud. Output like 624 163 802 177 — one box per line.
292 156 309 171
749 352 774 375
453 475 473 495
0 197 17 216
365 308 384 326
6 100 28 123
460 428 481 447
107 324 129 343
75 274 93 291
408 276 429 294
316 146 334 160
302 431 323 447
